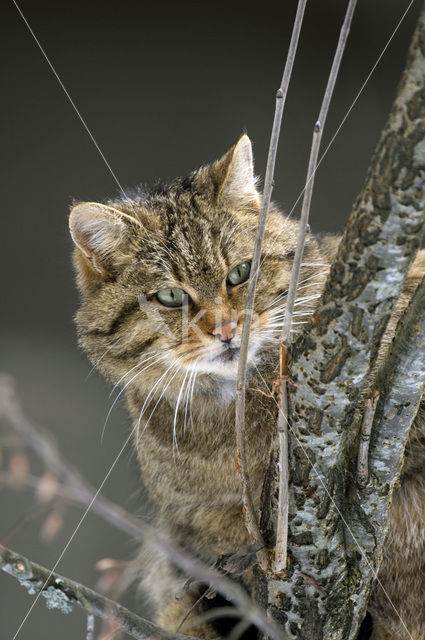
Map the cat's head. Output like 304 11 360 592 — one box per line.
69 135 324 401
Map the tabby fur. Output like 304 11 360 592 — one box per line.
69 135 425 640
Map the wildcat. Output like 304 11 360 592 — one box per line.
69 135 425 640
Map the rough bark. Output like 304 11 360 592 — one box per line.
257 5 425 639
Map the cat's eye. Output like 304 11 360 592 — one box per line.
156 287 188 307
227 262 251 286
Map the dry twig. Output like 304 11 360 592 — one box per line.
274 0 358 573
258 5 425 634
234 0 307 572
86 613 95 640
356 389 380 488
0 376 282 640
0 543 196 640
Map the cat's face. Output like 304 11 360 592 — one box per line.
70 136 323 400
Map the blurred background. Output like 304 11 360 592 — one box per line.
1 0 422 638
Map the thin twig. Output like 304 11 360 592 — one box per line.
86 613 95 640
0 378 144 540
274 343 290 574
274 0 358 574
0 377 282 640
356 390 380 488
0 543 196 640
234 0 308 571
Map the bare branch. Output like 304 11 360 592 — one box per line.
352 274 425 625
274 0 358 573
86 613 95 640
0 375 145 540
0 543 197 640
356 389 379 488
258 3 425 638
0 376 282 640
234 0 307 570
274 343 290 574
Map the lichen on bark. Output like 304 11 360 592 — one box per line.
257 5 425 639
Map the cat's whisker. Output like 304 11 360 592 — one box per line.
264 320 309 327
188 363 202 433
258 229 332 271
109 350 166 397
260 329 302 339
300 262 330 267
183 361 200 436
294 294 322 305
260 327 307 337
137 363 185 452
269 302 318 313
85 338 122 382
179 354 206 436
295 279 327 293
101 352 169 443
183 369 194 436
261 324 309 334
265 309 316 323
172 367 191 455
266 313 316 325
135 355 186 447
108 354 168 414
268 287 323 310
264 275 327 312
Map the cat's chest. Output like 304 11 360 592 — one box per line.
133 389 276 501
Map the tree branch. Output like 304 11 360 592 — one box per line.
356 389 379 488
0 543 198 640
258 3 425 638
234 0 307 570
350 274 425 628
0 376 282 640
274 0 358 574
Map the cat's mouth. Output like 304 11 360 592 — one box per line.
192 341 261 379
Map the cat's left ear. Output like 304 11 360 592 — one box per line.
215 134 260 208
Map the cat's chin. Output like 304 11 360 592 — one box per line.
194 357 240 379
213 346 240 364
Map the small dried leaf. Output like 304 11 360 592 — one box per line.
204 586 217 600
176 544 262 602
40 511 64 542
95 558 125 572
36 472 59 503
95 557 128 593
175 576 195 600
217 544 262 576
9 451 29 486
96 568 121 594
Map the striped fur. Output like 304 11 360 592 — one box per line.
70 136 425 639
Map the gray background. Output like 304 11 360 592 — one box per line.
1 1 422 638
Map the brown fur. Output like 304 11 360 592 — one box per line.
69 136 425 639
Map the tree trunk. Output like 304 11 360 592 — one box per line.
256 4 425 639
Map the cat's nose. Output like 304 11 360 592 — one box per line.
211 320 237 343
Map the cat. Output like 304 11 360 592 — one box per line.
69 135 425 640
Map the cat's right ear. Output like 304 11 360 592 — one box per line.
69 202 141 276
211 134 261 209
